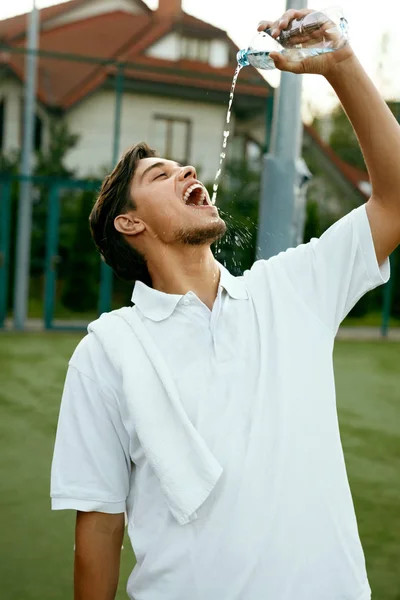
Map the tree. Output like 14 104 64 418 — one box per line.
329 105 366 170
0 151 21 312
0 117 80 314
322 99 400 173
303 200 321 244
35 119 79 177
61 189 99 312
30 118 80 276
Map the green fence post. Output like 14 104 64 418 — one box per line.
0 180 12 328
44 185 61 330
381 252 395 338
98 64 125 316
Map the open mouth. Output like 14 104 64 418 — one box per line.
183 183 211 207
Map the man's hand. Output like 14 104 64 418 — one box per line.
257 8 354 76
260 7 400 263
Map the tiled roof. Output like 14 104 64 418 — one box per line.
3 0 366 200
2 0 271 109
0 0 151 41
174 12 227 37
9 11 152 106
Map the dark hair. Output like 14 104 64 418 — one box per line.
89 142 157 285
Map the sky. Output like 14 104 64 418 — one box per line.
1 0 400 118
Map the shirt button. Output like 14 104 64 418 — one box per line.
183 298 191 306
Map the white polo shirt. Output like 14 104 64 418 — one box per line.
51 205 389 600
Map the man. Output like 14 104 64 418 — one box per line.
51 8 400 600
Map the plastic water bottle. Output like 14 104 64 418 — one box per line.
237 7 349 70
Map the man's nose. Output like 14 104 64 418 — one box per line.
179 165 197 181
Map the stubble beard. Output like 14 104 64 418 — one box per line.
174 217 227 246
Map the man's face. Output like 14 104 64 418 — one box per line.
129 157 227 246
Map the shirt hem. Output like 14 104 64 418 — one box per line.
354 581 371 600
51 497 126 513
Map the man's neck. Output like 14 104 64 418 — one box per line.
147 246 220 311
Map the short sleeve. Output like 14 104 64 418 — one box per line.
51 365 131 513
258 205 390 335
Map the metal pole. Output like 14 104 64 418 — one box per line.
257 0 307 260
13 1 39 329
112 65 124 166
98 65 125 316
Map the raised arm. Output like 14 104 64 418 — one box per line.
325 56 400 264
262 8 400 264
74 511 125 600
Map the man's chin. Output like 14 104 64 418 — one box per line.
175 218 227 246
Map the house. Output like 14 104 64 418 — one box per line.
0 0 375 209
0 0 273 181
303 124 370 206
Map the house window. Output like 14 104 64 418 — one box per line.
19 95 44 151
180 37 211 62
153 116 192 164
0 98 4 152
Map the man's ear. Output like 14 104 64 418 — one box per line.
114 213 146 237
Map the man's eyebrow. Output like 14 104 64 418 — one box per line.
140 161 182 182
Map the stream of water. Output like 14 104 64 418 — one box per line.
211 64 243 205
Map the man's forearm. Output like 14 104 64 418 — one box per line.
326 55 400 212
74 511 125 600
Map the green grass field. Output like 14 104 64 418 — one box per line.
0 333 399 600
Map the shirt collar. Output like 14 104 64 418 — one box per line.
131 262 248 322
218 262 248 300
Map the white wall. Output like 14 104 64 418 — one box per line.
147 34 229 68
0 77 21 153
65 90 229 182
44 0 145 30
146 33 181 61
64 91 116 175
209 40 229 69
0 76 51 155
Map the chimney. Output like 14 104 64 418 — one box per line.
157 0 182 18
